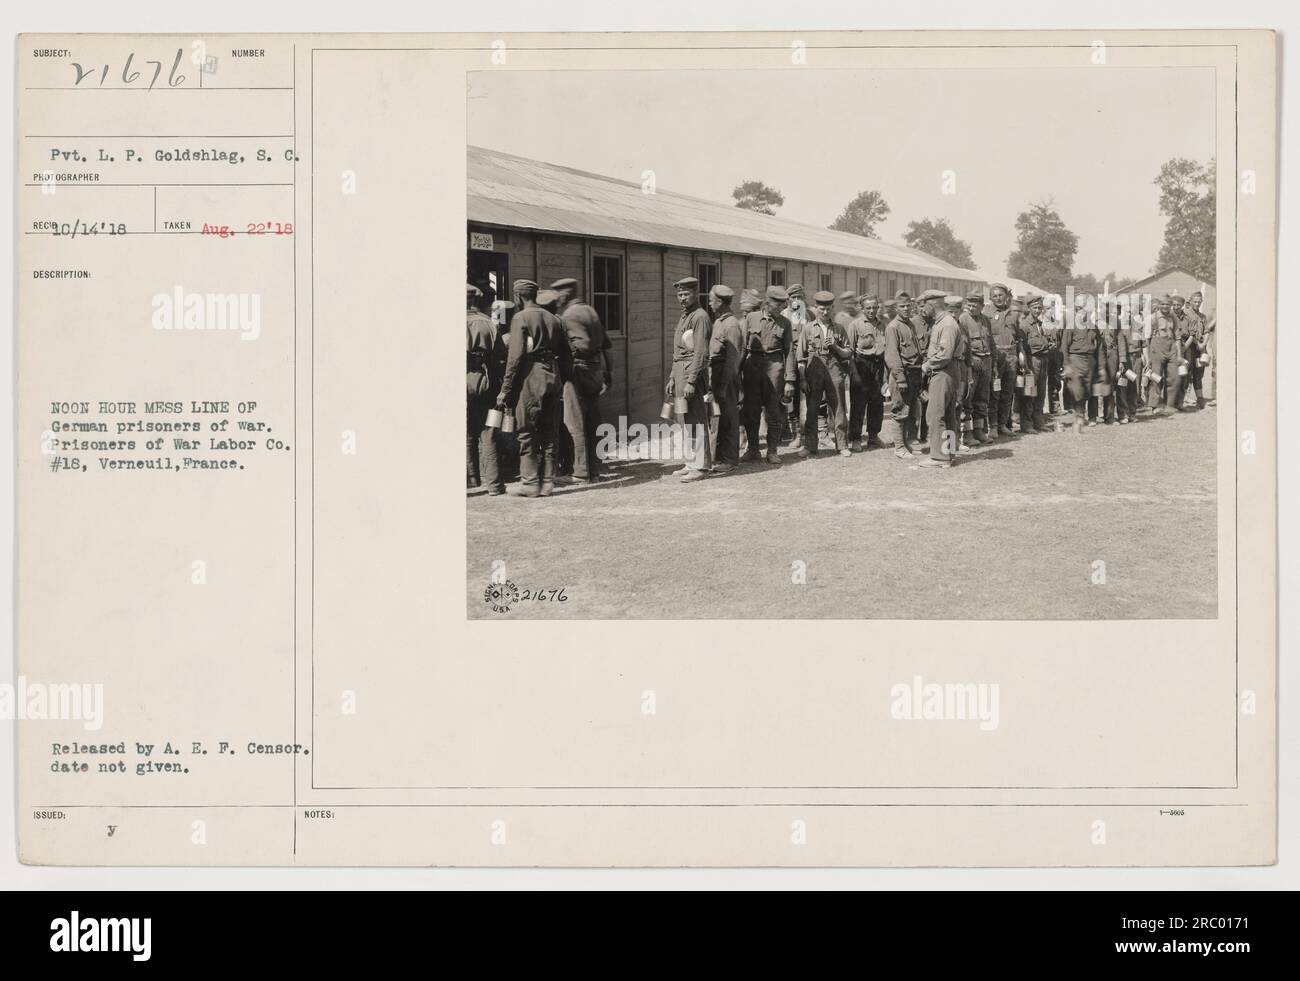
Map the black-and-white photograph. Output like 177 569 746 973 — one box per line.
466 67 1218 620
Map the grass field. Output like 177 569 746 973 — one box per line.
468 407 1218 620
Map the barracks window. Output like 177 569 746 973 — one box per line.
769 268 785 287
820 272 832 293
697 261 719 298
858 276 869 296
592 253 623 334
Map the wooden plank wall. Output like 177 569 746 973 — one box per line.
472 223 984 426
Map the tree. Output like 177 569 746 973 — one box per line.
829 189 891 239
1006 200 1078 295
732 180 784 215
903 217 976 270
1153 158 1215 281
1072 271 1127 296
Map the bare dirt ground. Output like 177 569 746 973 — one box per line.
468 407 1218 620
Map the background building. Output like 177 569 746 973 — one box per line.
1114 267 1216 312
469 145 985 425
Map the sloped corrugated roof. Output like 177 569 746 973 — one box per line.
973 266 1049 298
468 145 984 283
1115 267 1215 293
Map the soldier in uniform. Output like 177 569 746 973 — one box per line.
1167 294 1193 410
1179 292 1208 409
1116 297 1146 423
796 290 852 457
958 290 995 445
551 278 612 485
667 276 713 482
706 284 744 473
912 290 944 443
741 285 796 465
467 284 504 494
489 298 520 482
988 283 1022 438
884 292 923 459
1017 295 1051 433
1058 295 1100 435
781 284 814 445
1089 308 1120 426
1189 290 1215 406
734 288 761 457
496 279 569 497
1041 296 1065 416
1145 295 1183 415
919 295 967 468
846 293 887 451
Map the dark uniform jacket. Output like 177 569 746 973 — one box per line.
743 309 797 378
1148 313 1182 360
911 313 932 355
1020 315 1051 362
708 312 745 385
884 315 923 378
959 311 994 360
467 310 501 396
990 307 1021 358
559 299 611 394
499 305 568 407
796 315 851 371
1058 323 1100 365
672 303 713 391
924 314 966 374
846 315 886 360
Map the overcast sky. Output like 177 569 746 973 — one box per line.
468 67 1215 282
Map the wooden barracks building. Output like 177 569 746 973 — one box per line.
468 145 986 425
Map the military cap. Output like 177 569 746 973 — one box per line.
1010 298 1025 310
859 293 879 303
1024 294 1043 305
1190 290 1204 298
944 294 964 307
741 287 761 300
965 289 983 302
549 278 578 291
673 276 699 290
989 282 1010 294
1170 294 1186 304
813 290 836 304
882 298 897 309
467 284 483 299
894 291 911 302
920 289 947 302
710 284 735 300
512 279 538 294
787 284 805 298
766 285 789 302
838 290 857 302
536 289 560 307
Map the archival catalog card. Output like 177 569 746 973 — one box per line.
14 29 1277 866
